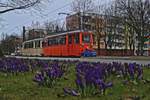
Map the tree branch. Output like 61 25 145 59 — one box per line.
0 0 40 14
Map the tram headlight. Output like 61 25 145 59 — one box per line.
81 43 84 46
86 46 89 49
80 43 84 48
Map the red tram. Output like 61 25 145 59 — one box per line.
42 30 96 57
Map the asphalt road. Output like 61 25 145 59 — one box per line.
7 56 150 65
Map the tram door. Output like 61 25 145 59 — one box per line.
73 33 80 56
68 34 73 56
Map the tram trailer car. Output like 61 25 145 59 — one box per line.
42 30 96 57
21 38 43 56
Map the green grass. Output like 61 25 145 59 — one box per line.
0 65 150 100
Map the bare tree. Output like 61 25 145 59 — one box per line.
0 0 51 14
115 0 150 55
104 6 113 50
44 21 55 32
94 15 106 55
0 33 21 54
0 32 7 41
124 23 136 55
71 0 95 12
31 21 41 29
44 20 62 33
92 3 106 55
102 1 127 56
104 4 117 50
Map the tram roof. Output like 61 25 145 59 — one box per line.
45 30 93 38
22 30 93 43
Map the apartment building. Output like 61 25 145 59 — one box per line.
143 33 150 56
25 29 47 40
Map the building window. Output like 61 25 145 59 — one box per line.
117 28 123 33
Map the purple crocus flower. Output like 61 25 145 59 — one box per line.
33 72 44 85
71 89 80 96
75 79 84 89
63 88 80 96
128 63 135 80
137 64 143 80
95 79 105 90
63 87 72 95
105 82 113 88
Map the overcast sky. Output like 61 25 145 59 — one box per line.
0 0 112 37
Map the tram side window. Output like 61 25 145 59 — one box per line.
82 34 90 43
48 39 52 46
56 38 59 45
29 42 33 48
51 39 54 45
55 37 59 45
24 42 33 48
68 35 72 44
74 33 79 44
25 42 31 48
63 37 66 44
24 43 29 49
60 37 66 45
48 38 57 46
48 36 66 45
53 38 57 45
35 41 40 48
59 38 62 45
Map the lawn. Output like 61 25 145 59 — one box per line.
0 59 150 100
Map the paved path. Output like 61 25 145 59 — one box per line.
81 58 150 65
6 56 150 65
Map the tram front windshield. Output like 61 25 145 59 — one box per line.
82 34 90 43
